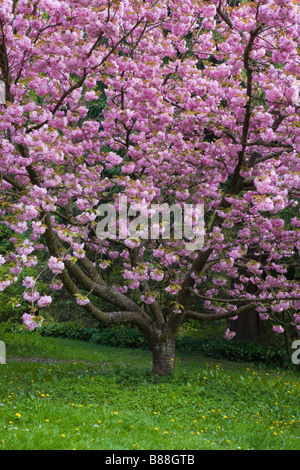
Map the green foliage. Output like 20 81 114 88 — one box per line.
176 337 292 369
0 333 299 450
90 325 147 349
39 322 147 349
32 322 293 369
0 266 50 323
39 322 99 342
0 224 14 254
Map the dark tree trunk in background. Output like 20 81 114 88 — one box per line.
228 307 265 342
230 253 267 343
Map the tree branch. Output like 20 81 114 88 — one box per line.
59 268 151 331
188 288 300 304
229 24 263 195
1 173 26 191
25 70 87 134
185 304 253 322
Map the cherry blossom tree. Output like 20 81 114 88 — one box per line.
1 0 300 375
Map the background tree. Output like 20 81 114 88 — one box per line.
0 0 300 376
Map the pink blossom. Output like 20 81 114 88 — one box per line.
37 295 52 308
224 328 236 340
78 106 88 119
106 152 123 168
23 290 40 303
141 294 156 305
99 261 110 269
259 313 270 321
124 239 140 249
76 297 90 306
0 280 11 291
50 281 63 290
128 280 140 290
17 204 39 221
72 243 85 259
48 256 65 274
22 313 43 330
292 314 300 325
272 325 284 334
290 79 300 106
122 162 135 174
23 276 36 289
165 284 181 295
255 197 274 212
32 221 46 236
0 0 299 360
265 87 282 103
150 270 164 282
202 4 216 18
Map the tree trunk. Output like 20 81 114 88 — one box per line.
228 307 265 343
151 335 176 376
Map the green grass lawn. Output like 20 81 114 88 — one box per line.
0 331 299 450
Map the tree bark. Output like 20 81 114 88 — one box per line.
151 334 176 377
228 307 265 343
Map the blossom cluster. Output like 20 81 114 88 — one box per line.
22 313 44 331
0 0 298 340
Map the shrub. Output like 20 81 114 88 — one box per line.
90 325 147 349
40 322 99 342
176 337 291 368
36 322 293 368
39 322 147 349
1 319 293 369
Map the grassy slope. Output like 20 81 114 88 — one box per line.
0 331 299 450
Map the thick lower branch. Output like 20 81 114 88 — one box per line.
59 269 151 331
185 304 253 322
1 173 26 191
188 288 300 304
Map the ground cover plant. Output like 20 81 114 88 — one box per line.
0 332 299 450
0 0 300 377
